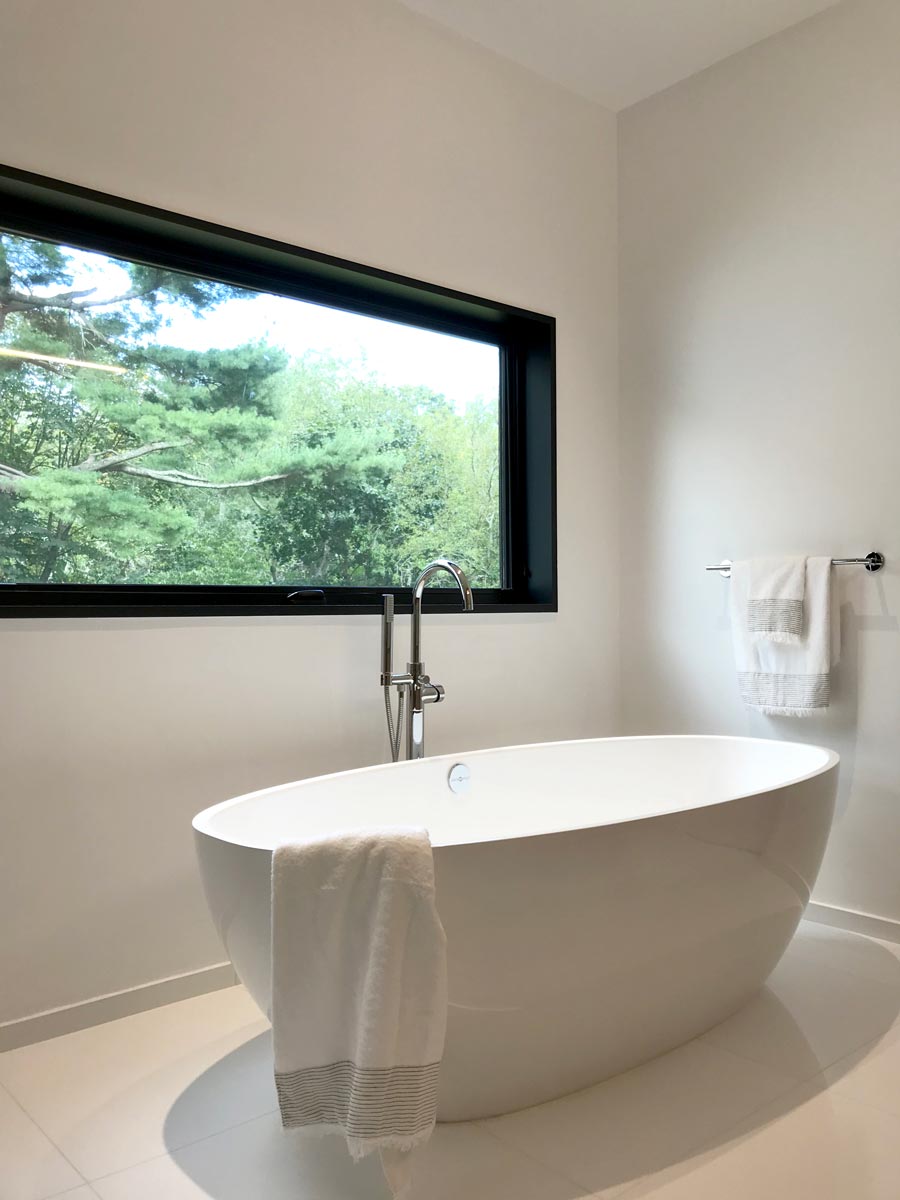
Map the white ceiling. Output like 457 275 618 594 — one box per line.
400 0 841 110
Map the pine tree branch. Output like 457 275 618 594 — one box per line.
0 463 29 484
0 448 299 492
115 464 298 489
73 441 184 471
1 275 167 316
0 466 28 492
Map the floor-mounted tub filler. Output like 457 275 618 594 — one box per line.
192 734 838 1120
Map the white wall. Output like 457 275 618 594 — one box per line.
619 0 900 928
0 0 619 1025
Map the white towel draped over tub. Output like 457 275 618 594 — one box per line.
272 829 447 1197
731 556 839 716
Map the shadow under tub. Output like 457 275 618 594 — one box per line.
163 931 900 1198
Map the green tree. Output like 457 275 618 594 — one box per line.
0 236 397 583
0 234 500 589
252 357 499 587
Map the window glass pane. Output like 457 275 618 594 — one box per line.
0 233 501 588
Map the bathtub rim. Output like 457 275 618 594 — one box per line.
192 734 839 851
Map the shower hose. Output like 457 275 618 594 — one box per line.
383 684 405 763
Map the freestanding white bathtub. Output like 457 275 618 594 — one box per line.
193 735 837 1120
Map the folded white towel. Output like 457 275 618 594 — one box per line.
272 828 447 1197
746 556 806 644
731 556 838 716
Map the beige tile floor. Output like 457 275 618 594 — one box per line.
2 921 900 1200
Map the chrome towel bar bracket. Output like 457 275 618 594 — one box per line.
705 552 885 579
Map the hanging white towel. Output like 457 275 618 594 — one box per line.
746 556 806 644
271 828 447 1198
731 556 838 716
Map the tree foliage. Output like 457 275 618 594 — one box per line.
0 234 500 587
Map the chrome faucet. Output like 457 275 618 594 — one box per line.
380 559 474 761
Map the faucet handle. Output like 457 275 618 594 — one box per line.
422 682 445 705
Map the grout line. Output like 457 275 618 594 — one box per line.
697 942 900 1084
0 1077 91 1195
606 1072 821 1196
653 1068 900 1187
698 1028 821 1084
472 1119 597 1197
85 1104 281 1184
805 1077 900 1124
790 929 900 974
788 943 900 993
697 1032 824 1086
702 1008 899 1085
802 1033 900 1123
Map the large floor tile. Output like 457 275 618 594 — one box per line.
619 1081 900 1199
0 987 274 1181
90 1112 586 1200
792 921 900 987
0 1083 84 1200
480 1038 797 1197
700 938 900 1081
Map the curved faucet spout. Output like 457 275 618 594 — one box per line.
412 558 475 611
410 558 474 670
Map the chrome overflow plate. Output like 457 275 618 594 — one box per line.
447 763 471 795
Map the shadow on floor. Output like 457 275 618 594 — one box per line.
164 934 900 1199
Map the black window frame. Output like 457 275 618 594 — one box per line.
0 165 556 618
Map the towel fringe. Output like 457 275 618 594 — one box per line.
754 705 820 717
283 1121 435 1159
348 1128 435 1161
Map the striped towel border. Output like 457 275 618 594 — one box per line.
276 1060 441 1141
738 671 830 712
747 598 803 638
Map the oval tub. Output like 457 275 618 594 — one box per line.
193 734 837 1120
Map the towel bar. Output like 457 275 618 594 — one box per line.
706 552 884 579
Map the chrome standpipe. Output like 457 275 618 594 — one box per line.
380 594 411 762
379 559 474 761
